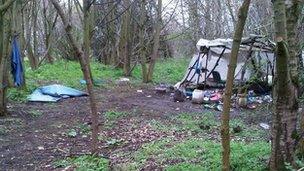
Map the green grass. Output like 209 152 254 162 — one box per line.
150 112 267 141
28 109 43 117
103 110 128 129
8 60 124 102
54 155 109 171
133 58 190 84
129 138 270 171
104 110 127 120
8 58 190 101
150 112 219 134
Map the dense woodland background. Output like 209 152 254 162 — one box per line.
4 0 303 71
0 0 304 170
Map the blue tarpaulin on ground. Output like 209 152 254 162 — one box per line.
11 36 24 87
27 84 88 102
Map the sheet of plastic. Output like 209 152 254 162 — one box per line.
28 84 88 102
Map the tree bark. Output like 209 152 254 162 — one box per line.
50 0 99 155
139 0 148 83
270 0 297 170
221 0 251 171
146 0 162 82
121 0 132 76
0 0 17 116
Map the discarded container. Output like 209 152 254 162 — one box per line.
155 87 167 94
238 94 247 107
192 89 204 104
185 88 194 97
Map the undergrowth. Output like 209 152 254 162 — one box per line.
7 58 190 102
54 155 109 171
126 138 270 170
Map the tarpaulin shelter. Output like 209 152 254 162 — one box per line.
175 35 275 89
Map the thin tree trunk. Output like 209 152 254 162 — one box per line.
121 0 131 76
270 0 297 169
0 0 16 116
139 0 148 83
0 13 7 116
221 0 251 170
147 0 162 82
50 0 99 154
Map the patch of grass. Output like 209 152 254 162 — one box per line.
151 113 268 142
54 155 109 171
8 58 189 101
28 109 43 117
7 88 31 103
103 110 128 129
133 58 190 84
230 118 268 141
104 110 127 120
0 125 8 135
8 60 125 102
130 138 270 170
150 112 219 134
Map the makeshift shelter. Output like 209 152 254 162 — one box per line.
175 35 275 89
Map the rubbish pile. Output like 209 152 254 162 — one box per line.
172 88 272 111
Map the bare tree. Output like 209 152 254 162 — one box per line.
49 0 100 154
221 0 251 170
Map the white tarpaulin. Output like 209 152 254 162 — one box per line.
175 35 275 88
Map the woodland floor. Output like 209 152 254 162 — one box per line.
0 83 272 170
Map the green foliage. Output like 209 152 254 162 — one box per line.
28 109 43 117
150 112 219 133
104 110 127 120
230 119 267 141
133 58 190 84
54 155 109 171
8 60 124 101
67 129 77 138
8 58 189 101
103 110 128 129
131 138 270 171
7 88 33 102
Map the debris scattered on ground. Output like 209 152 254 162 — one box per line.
172 87 273 111
173 89 186 102
155 87 167 94
259 123 270 130
116 77 130 85
137 90 143 93
37 146 45 150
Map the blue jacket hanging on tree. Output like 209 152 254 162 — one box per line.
11 36 24 86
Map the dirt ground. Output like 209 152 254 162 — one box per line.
0 83 271 170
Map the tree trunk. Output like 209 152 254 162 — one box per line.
146 0 162 82
139 0 148 83
221 0 251 171
50 0 99 155
0 13 7 116
121 0 131 76
286 0 302 157
0 0 16 116
270 0 297 170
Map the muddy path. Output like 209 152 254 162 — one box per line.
0 84 271 170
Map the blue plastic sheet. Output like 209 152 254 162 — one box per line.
11 36 24 86
28 84 88 102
